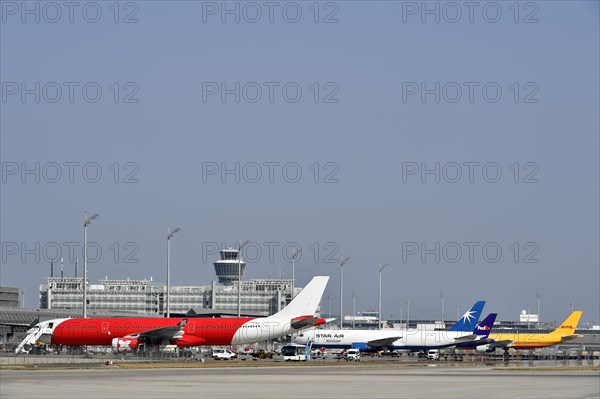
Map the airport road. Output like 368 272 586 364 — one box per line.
1 365 598 399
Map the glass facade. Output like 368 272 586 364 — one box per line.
38 246 301 316
39 277 298 316
0 286 20 308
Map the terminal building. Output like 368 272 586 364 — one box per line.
39 247 298 316
0 287 20 308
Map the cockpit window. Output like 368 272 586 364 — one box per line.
48 323 53 328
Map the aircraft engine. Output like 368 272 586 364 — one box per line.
476 344 494 353
351 342 371 352
111 337 140 354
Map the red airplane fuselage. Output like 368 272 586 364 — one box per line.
51 317 254 347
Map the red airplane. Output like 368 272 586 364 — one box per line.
16 276 329 354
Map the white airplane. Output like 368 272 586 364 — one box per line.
294 301 496 352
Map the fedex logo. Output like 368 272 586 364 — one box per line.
476 325 491 331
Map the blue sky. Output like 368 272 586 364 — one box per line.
1 1 599 325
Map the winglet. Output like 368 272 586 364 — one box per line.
448 301 486 332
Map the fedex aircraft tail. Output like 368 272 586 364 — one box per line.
270 276 329 319
474 313 497 338
550 311 582 336
448 301 485 332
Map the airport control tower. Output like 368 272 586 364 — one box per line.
213 246 246 285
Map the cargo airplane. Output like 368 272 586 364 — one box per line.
294 301 498 352
16 276 329 354
475 310 583 352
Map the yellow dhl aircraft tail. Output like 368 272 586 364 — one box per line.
549 311 582 342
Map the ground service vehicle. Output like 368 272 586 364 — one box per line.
345 349 361 361
281 345 307 361
212 348 236 360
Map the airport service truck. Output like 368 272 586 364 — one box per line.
281 345 307 361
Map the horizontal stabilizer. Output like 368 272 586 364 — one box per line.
291 315 336 330
291 316 320 330
453 334 480 344
560 334 583 343
488 340 513 349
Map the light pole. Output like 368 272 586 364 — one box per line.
378 263 388 330
237 240 250 317
83 211 98 318
399 302 403 327
352 291 356 329
291 248 301 300
166 227 181 318
536 292 541 328
407 300 410 328
339 256 350 328
328 294 331 318
440 292 445 325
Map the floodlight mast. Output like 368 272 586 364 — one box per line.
83 211 98 318
237 240 250 317
291 248 301 300
339 256 350 328
166 227 181 318
378 263 388 330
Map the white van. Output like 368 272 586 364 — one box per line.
345 349 361 361
427 349 440 360
212 348 237 360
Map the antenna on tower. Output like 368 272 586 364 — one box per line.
75 257 78 277
61 257 64 278
50 258 54 278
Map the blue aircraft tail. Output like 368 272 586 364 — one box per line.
448 301 485 332
474 313 497 337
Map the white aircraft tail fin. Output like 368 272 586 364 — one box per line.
272 276 329 319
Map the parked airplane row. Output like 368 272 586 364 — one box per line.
16 276 331 354
293 302 583 354
15 276 583 355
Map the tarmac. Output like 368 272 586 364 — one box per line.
1 364 599 399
